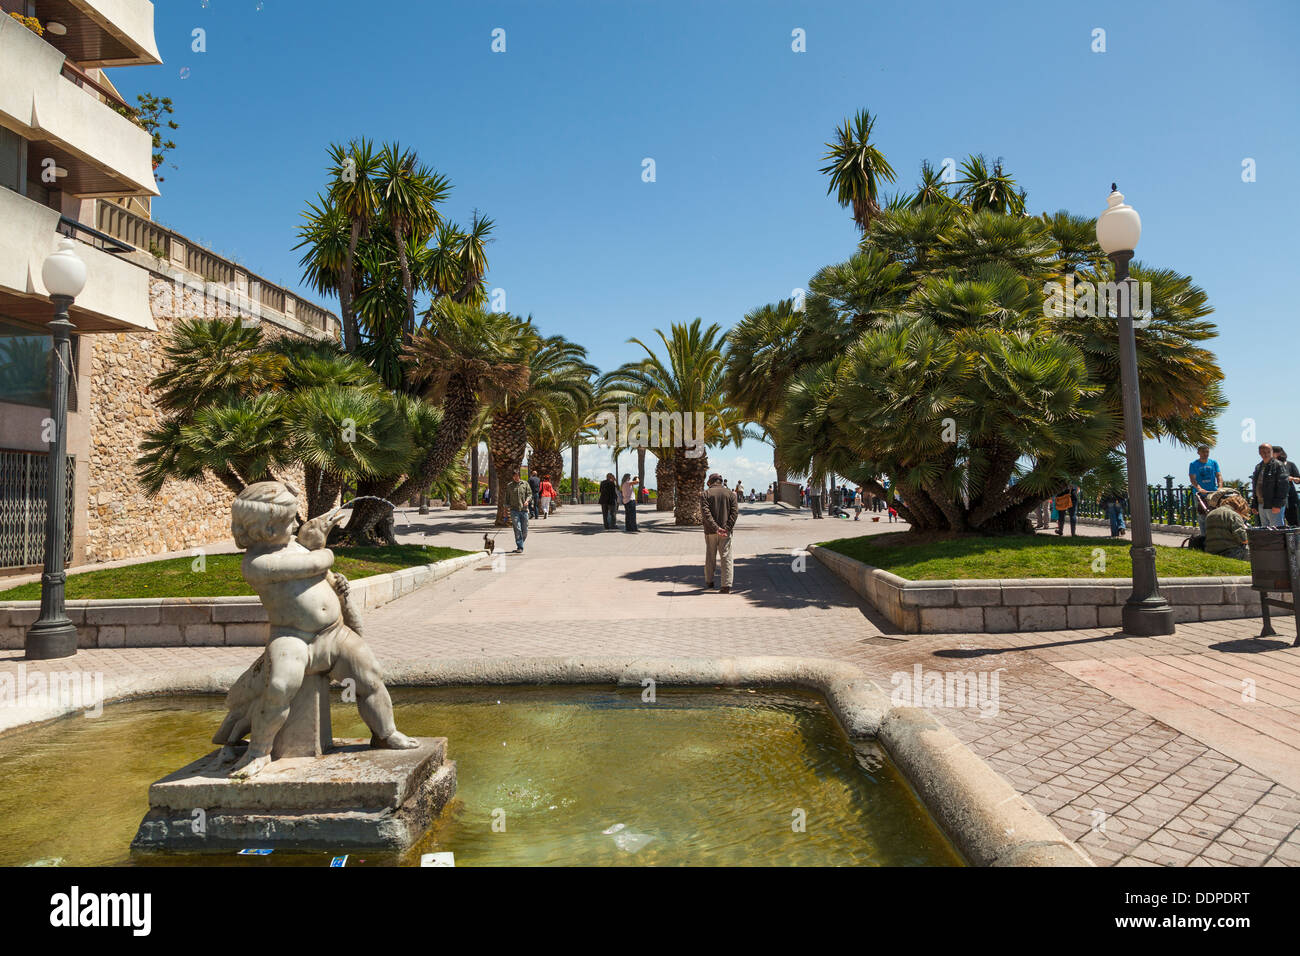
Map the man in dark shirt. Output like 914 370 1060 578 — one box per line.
598 472 619 530
700 473 738 592
527 472 541 519
1253 443 1291 528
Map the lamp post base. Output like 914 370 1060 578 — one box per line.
1121 599 1176 637
25 617 79 660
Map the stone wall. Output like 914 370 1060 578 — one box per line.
0 552 487 649
82 277 313 564
810 545 1263 633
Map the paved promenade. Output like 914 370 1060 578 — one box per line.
3 501 1297 867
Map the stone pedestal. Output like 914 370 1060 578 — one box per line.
271 673 331 759
131 737 456 851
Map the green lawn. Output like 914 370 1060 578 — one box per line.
818 532 1249 580
0 545 473 602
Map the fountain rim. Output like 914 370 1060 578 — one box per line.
0 654 1091 868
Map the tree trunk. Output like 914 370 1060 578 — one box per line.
637 447 647 503
655 455 675 510
470 444 480 506
672 448 708 526
304 464 342 519
490 410 527 527
773 444 788 486
386 378 478 512
339 219 362 352
394 222 416 342
570 443 579 503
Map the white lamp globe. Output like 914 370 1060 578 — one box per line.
42 237 87 298
1096 186 1141 254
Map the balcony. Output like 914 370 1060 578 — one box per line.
0 185 153 333
0 12 157 197
26 0 161 67
95 201 342 340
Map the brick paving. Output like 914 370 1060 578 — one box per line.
3 500 1297 867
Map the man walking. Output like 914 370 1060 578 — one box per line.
505 469 532 553
809 482 823 519
700 472 738 593
527 470 541 519
599 472 619 530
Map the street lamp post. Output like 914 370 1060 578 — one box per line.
25 237 86 661
1096 187 1175 636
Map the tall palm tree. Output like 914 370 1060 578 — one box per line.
820 108 896 235
327 138 381 352
910 159 954 210
376 143 450 340
603 320 744 526
488 334 597 526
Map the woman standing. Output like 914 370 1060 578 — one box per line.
620 473 639 532
539 476 556 519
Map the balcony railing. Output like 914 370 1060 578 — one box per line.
59 59 133 115
94 202 339 335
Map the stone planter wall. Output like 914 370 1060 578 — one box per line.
0 552 487 650
809 545 1261 633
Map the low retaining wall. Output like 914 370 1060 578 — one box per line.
809 545 1260 633
0 552 488 650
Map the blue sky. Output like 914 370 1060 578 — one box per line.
113 0 1299 490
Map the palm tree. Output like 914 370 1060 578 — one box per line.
723 298 805 483
955 155 1026 216
487 333 596 526
910 160 954 210
603 320 744 526
327 138 381 352
376 143 450 341
820 108 896 235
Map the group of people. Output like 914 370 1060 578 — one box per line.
798 483 896 521
598 472 641 532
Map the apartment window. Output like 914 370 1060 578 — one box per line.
0 317 78 411
0 126 21 194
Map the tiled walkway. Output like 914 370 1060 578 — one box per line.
3 502 1297 867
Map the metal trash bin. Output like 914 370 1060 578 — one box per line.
1246 527 1300 645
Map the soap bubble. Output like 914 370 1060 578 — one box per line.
179 66 191 79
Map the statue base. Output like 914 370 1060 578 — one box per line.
130 737 456 851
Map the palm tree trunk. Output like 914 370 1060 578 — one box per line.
490 410 527 527
393 222 416 341
304 464 342 518
388 378 477 507
672 448 708 526
339 219 362 352
637 447 646 503
655 455 675 510
470 444 480 506
570 443 579 503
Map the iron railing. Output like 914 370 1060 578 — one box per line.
0 449 75 568
1073 479 1265 527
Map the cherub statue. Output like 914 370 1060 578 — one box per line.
212 481 418 779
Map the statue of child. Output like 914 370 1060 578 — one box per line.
224 481 417 778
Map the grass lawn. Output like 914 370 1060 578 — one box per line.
818 531 1249 580
0 545 474 602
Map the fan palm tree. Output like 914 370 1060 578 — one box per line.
603 320 745 526
820 108 897 235
488 334 597 526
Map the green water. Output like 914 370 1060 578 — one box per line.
0 686 962 867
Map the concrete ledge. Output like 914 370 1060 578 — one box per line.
0 552 487 650
0 653 1091 867
810 544 1259 634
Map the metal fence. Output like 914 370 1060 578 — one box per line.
1074 479 1263 527
0 450 75 569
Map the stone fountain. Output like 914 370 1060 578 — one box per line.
132 481 455 851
